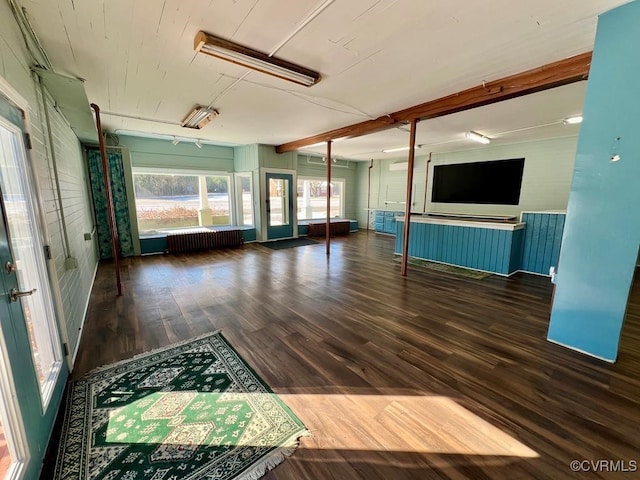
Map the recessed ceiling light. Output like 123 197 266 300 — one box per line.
563 115 583 125
465 131 491 144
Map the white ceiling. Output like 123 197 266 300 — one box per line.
23 0 628 159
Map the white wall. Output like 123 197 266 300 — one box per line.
356 136 578 226
0 3 98 360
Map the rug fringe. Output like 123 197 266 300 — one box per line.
81 329 224 378
235 432 311 480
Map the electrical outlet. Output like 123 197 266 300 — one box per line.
84 232 92 241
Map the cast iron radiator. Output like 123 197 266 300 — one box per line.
166 228 243 253
308 220 351 237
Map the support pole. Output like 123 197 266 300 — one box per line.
423 152 432 213
90 103 122 296
400 119 418 277
367 159 373 230
325 140 332 256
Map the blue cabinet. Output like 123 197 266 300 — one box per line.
374 210 403 235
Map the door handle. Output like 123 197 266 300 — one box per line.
9 288 37 302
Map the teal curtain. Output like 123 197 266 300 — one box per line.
87 148 134 259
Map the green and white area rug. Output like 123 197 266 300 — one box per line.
54 332 309 480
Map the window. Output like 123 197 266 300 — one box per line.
235 173 254 226
133 170 232 231
297 177 345 220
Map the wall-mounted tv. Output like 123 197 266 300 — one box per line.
431 158 525 205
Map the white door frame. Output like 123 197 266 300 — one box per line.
260 167 297 241
0 74 71 370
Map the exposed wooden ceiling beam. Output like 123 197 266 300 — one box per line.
276 52 591 153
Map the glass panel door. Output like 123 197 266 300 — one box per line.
0 117 62 408
265 173 294 240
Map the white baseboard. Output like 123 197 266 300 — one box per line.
71 259 99 366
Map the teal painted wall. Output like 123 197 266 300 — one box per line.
234 144 259 171
548 1 640 362
259 144 296 170
118 135 235 171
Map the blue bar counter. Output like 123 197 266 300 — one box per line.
395 216 525 276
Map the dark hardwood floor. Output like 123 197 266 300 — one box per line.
46 232 640 479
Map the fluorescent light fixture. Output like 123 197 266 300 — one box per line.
563 115 583 125
172 137 179 146
195 139 202 149
465 131 491 144
382 145 422 153
182 105 219 129
195 31 321 87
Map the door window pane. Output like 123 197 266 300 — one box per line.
268 178 289 226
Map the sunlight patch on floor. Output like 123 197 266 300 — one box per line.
103 391 538 459
280 394 539 458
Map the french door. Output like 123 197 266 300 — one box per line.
0 94 65 479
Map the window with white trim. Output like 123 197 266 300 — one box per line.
132 169 234 231
296 177 345 220
235 173 254 226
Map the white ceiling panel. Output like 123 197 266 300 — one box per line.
22 0 626 157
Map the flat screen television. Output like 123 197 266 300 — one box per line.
431 158 525 205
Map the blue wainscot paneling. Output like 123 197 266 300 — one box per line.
395 217 525 276
520 212 565 275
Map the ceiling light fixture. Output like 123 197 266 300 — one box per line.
194 31 321 87
563 115 583 125
172 137 180 146
195 139 202 149
382 145 422 153
182 105 219 129
465 131 491 144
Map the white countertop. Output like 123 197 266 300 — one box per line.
396 215 525 231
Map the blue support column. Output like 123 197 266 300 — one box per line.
548 0 640 362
